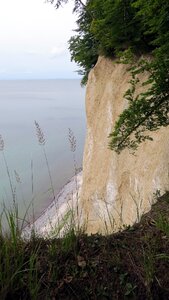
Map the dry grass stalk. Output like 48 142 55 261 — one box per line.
68 128 76 153
34 121 56 203
68 128 81 229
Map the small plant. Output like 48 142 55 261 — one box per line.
61 227 77 253
119 272 137 297
124 282 137 297
59 209 78 253
119 272 128 286
155 214 169 236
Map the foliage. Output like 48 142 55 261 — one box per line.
155 214 169 236
48 0 169 151
50 0 156 84
89 0 152 56
109 0 169 152
69 0 99 85
109 55 169 152
69 0 146 84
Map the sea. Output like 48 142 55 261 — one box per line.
0 79 86 219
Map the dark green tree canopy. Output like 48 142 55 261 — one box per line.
48 0 169 153
108 0 169 152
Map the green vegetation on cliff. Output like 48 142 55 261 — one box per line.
50 0 169 152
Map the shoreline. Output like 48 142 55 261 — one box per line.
22 171 82 238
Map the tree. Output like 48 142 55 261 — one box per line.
89 0 148 56
47 0 98 84
109 0 169 152
68 0 99 85
48 0 169 152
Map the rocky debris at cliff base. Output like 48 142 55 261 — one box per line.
22 172 82 239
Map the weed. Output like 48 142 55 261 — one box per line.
61 227 77 253
119 271 137 297
155 214 169 235
124 282 137 296
156 253 169 261
119 272 128 286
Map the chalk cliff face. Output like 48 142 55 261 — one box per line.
80 56 169 234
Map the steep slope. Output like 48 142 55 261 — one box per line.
80 56 169 234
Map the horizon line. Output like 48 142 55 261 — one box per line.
0 78 81 81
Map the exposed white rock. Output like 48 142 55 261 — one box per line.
22 172 82 239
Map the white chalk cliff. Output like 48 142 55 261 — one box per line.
80 56 169 234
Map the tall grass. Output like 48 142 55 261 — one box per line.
68 128 82 232
0 135 15 206
0 123 81 236
0 124 84 298
34 121 56 202
0 205 48 299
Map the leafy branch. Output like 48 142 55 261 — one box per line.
109 56 169 153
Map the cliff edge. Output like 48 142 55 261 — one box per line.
80 56 169 234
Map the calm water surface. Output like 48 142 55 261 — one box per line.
0 79 86 218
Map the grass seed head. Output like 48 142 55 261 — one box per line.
68 128 76 152
35 121 46 145
14 170 21 184
0 135 4 151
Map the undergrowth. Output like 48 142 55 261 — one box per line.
0 193 169 299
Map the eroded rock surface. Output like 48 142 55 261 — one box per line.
80 56 169 234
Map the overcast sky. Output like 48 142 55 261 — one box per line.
0 0 80 80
